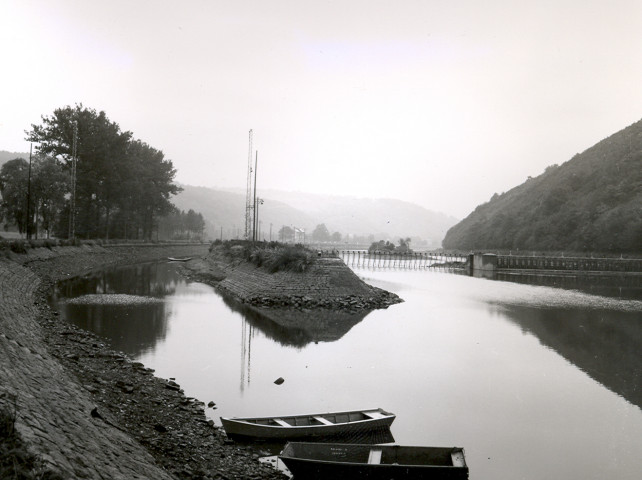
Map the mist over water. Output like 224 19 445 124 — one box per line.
50 262 642 480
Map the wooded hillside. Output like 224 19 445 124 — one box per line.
442 118 642 253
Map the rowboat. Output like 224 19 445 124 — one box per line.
279 442 469 479
167 257 193 262
220 408 395 441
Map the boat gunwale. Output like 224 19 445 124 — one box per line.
221 408 395 430
279 443 468 469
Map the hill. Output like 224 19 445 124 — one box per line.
442 118 642 253
171 186 457 248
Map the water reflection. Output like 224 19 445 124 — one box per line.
49 263 178 355
221 294 373 391
499 304 642 410
494 271 642 300
223 294 372 347
51 262 182 299
61 301 168 355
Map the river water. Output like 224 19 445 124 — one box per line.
49 261 642 480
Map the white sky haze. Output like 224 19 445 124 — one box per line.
2 0 642 218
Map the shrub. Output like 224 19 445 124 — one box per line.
9 241 27 254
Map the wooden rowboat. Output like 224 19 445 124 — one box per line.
220 408 395 441
279 442 469 479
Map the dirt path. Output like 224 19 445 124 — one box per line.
1 244 287 480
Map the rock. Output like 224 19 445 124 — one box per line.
273 377 284 385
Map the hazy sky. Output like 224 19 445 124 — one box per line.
2 1 642 218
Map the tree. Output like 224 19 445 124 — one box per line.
26 104 132 238
26 104 181 240
0 158 29 234
124 140 181 240
331 231 342 242
398 237 412 252
311 223 331 242
31 156 68 238
279 226 295 242
185 209 205 238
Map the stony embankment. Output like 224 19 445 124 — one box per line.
0 243 287 480
184 247 402 312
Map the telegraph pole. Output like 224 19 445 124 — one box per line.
252 151 258 242
26 144 32 239
69 120 78 240
244 130 253 240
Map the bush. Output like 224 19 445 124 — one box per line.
213 240 316 273
251 244 315 273
9 241 27 254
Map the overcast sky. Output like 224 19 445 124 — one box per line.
2 1 642 218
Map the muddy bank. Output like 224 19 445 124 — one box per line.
1 243 287 480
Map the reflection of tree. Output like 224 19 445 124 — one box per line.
50 262 181 302
494 272 642 301
219 294 371 347
502 305 642 410
49 263 184 355
62 301 168 355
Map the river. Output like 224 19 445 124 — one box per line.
49 261 642 480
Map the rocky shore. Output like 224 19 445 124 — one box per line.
183 245 402 312
1 243 287 480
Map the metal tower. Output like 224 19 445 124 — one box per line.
244 130 254 240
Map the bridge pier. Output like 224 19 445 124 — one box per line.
470 253 497 273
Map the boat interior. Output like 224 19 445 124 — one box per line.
247 410 390 427
283 443 466 467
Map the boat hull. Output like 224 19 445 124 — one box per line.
220 408 395 441
279 442 469 480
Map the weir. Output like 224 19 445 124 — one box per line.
335 250 468 270
331 250 642 274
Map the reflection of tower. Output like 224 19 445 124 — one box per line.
239 318 253 392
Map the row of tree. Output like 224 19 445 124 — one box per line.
157 209 205 241
1 104 184 240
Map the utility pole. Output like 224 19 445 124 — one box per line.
252 151 258 242
244 130 254 240
26 144 32 239
69 120 78 240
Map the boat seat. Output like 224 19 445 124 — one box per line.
363 410 385 419
368 448 383 464
273 418 291 427
451 451 465 467
313 416 334 425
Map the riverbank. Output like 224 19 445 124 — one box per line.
0 243 287 480
182 244 403 312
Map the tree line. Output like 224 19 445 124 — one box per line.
0 104 191 241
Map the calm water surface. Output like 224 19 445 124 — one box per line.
50 262 642 480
